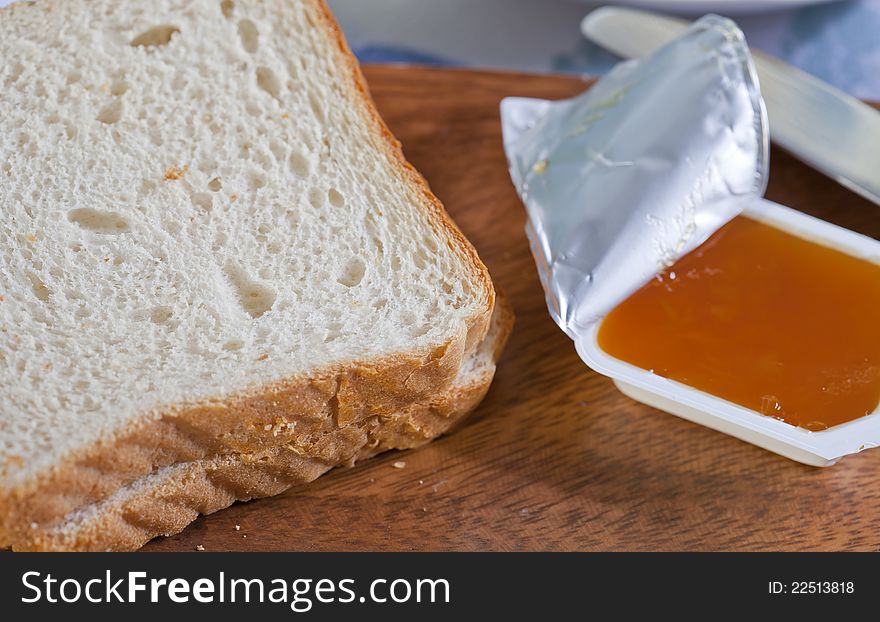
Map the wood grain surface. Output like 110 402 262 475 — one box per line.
145 66 880 552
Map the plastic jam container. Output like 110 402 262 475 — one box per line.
577 199 880 466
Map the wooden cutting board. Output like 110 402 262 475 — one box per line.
146 66 880 552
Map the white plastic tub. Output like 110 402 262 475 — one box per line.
576 198 880 466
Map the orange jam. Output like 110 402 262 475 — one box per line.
598 216 880 431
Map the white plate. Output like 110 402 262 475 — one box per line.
571 0 839 14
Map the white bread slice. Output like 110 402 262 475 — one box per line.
16 296 512 551
0 0 495 548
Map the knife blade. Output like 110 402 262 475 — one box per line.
581 6 880 206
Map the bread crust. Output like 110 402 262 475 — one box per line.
20 373 494 552
15 295 513 552
0 0 496 549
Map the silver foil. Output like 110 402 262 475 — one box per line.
501 15 769 339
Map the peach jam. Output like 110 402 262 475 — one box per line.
598 216 880 431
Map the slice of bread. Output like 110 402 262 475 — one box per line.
0 0 497 549
16 297 512 551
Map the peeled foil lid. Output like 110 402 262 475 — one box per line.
501 15 769 339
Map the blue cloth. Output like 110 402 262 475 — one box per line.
352 45 462 67
331 0 880 101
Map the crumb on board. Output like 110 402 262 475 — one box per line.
242 534 247 538
234 525 241 531
419 480 424 485
195 545 205 551
392 461 406 469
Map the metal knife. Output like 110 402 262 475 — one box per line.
581 6 880 206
